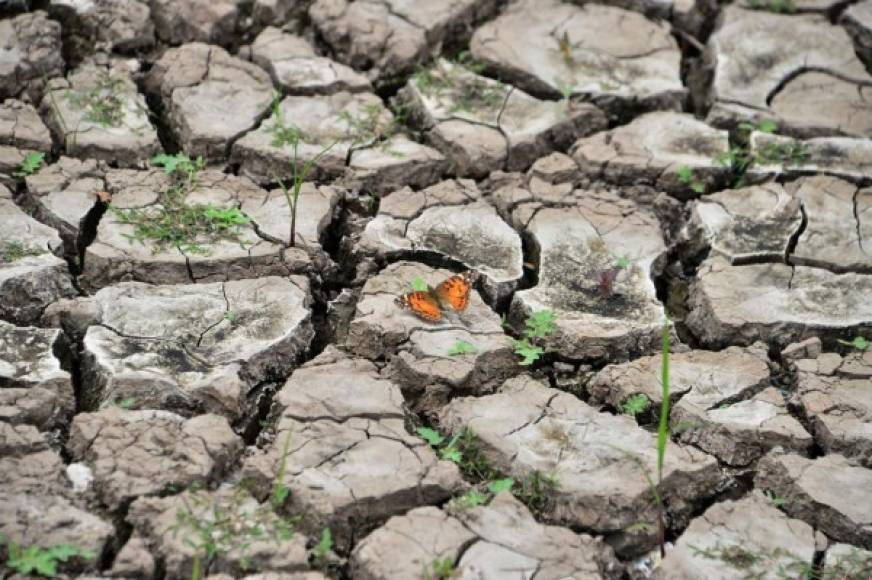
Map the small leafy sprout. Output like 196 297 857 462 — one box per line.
513 470 560 515
512 309 558 366
425 557 458 580
65 71 127 128
448 340 478 356
487 477 514 494
615 255 631 269
113 397 136 410
621 394 651 418
838 336 870 351
764 490 786 507
451 489 488 510
411 276 429 292
270 430 294 509
0 241 45 263
267 94 305 148
416 426 445 446
223 310 237 324
13 151 45 177
418 427 499 481
3 540 96 577
676 164 705 194
312 527 333 563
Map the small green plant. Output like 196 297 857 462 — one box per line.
747 0 796 13
621 394 651 418
65 71 127 128
425 557 458 580
411 276 429 292
713 120 807 188
413 54 504 114
113 153 252 255
513 470 560 515
654 317 671 557
451 488 488 510
487 477 515 494
270 430 293 509
339 103 396 146
448 340 478 356
0 240 45 263
417 427 499 481
2 539 96 577
676 165 705 194
113 397 136 410
512 309 558 366
13 151 45 177
838 336 870 351
172 486 298 580
266 94 305 148
763 490 787 507
312 528 333 564
223 310 238 324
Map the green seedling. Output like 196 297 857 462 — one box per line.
448 340 478 356
764 490 786 507
676 164 705 194
512 309 558 366
425 557 458 580
13 151 45 177
113 397 136 410
3 540 95 578
621 394 651 418
451 489 488 510
487 477 514 494
838 336 870 351
0 241 44 263
270 430 293 509
65 72 127 128
655 317 671 557
411 276 429 292
312 528 333 563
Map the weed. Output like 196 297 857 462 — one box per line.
654 317 671 557
65 71 127 128
274 129 338 249
448 340 478 356
417 427 499 481
413 57 504 113
171 486 299 579
339 103 396 145
270 430 293 509
621 394 651 418
223 311 238 325
113 154 251 255
2 538 95 577
676 165 706 194
838 336 870 351
0 241 44 263
513 470 560 515
113 397 136 410
425 557 458 580
512 309 558 366
763 490 787 507
487 477 514 494
713 120 805 188
266 95 305 149
451 488 488 510
13 151 45 177
312 528 333 564
747 0 796 13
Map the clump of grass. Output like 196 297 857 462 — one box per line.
111 153 252 255
65 71 127 128
171 486 299 579
713 120 807 188
512 309 558 366
0 241 45 263
1 538 95 578
13 151 45 178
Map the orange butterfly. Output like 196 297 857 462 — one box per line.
395 271 480 322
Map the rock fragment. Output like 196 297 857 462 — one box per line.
0 11 64 101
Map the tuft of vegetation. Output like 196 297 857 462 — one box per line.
0 240 45 263
311 527 333 565
112 154 251 255
65 71 127 128
450 488 488 510
1 538 96 578
112 396 136 410
513 470 560 515
838 336 870 351
448 340 478 356
512 309 558 366
747 0 796 13
270 430 293 509
171 486 299 579
654 317 671 557
621 393 651 418
676 164 706 194
763 490 787 507
713 120 808 188
425 557 458 580
266 95 305 149
417 427 499 481
413 53 505 113
13 151 45 178
411 276 429 292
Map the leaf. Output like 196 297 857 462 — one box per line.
675 165 693 183
757 120 778 133
411 276 429 292
416 426 445 446
448 340 478 356
838 336 870 351
14 151 46 177
621 394 650 417
525 310 557 339
615 255 631 269
513 338 544 366
441 446 463 463
150 153 186 174
487 478 515 494
314 527 333 558
454 489 487 508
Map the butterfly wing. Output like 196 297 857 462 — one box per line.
395 291 443 321
434 271 479 312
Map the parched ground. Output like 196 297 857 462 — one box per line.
1 0 872 579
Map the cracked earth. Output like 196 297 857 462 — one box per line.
1 0 872 578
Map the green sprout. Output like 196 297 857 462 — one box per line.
13 151 45 178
